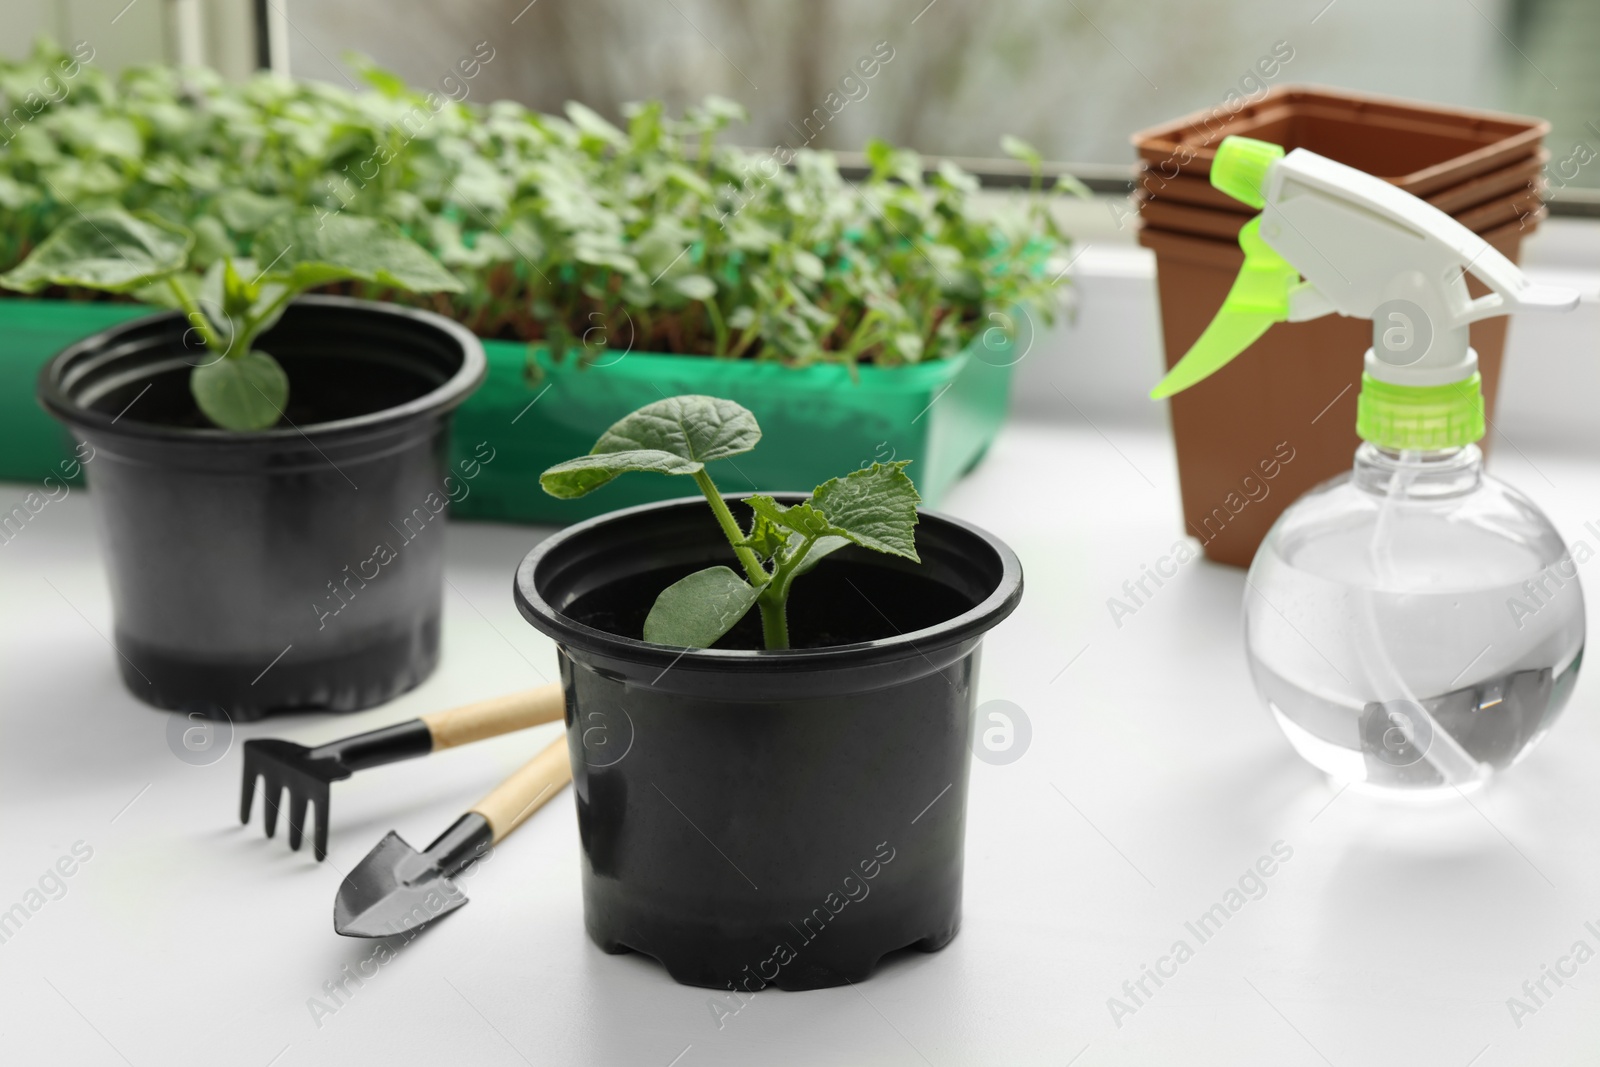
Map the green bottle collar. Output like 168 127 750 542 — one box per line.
1356 373 1486 451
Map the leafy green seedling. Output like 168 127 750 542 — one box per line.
540 395 920 650
0 207 463 430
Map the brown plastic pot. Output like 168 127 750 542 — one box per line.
1138 148 1548 217
1140 216 1538 567
1132 85 1549 196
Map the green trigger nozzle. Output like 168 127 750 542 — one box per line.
1149 138 1293 400
1210 136 1284 208
1149 218 1298 399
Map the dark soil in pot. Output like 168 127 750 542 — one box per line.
515 494 1022 991
39 295 486 721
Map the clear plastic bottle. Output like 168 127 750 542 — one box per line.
1245 443 1585 797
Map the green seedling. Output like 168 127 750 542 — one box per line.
0 207 463 430
540 394 920 650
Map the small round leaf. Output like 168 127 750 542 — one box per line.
643 566 760 648
191 349 288 431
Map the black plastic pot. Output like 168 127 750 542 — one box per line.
39 295 485 721
514 494 1022 990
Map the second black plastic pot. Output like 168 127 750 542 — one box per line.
514 494 1023 990
39 296 486 721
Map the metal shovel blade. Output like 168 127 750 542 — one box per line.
334 831 469 938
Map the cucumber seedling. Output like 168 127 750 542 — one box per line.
540 394 921 650
0 207 463 430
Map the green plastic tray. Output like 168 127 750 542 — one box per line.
0 298 1017 523
1 300 151 486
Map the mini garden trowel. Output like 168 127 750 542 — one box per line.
242 683 565 861
334 733 572 938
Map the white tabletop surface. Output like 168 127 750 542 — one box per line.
3 416 1600 1067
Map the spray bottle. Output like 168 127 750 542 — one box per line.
1153 136 1584 797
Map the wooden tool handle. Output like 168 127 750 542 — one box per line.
470 735 573 843
420 683 565 751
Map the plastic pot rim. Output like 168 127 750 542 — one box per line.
513 492 1024 673
1141 147 1550 215
37 294 487 444
1130 83 1550 193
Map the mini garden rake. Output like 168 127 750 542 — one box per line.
240 684 565 860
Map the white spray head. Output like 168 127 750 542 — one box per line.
1151 136 1578 403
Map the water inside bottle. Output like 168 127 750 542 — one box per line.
1246 531 1585 796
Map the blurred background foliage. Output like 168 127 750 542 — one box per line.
5 0 1599 185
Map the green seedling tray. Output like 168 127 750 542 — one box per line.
0 298 1018 523
1 300 151 485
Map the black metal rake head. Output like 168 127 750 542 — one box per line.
240 740 353 861
239 718 433 861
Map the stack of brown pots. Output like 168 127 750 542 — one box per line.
1133 86 1550 566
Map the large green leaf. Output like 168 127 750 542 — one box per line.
746 463 920 564
811 461 921 560
593 395 760 464
190 349 288 431
539 449 702 499
252 212 465 294
0 209 190 294
643 566 759 648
